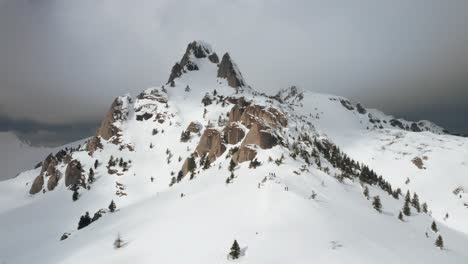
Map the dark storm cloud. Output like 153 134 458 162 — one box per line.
1 0 467 133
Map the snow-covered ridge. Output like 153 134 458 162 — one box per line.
1 41 468 264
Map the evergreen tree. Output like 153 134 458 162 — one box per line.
77 212 91 230
431 221 438 233
187 156 197 174
169 176 177 187
363 186 370 200
405 190 411 203
411 193 421 212
72 188 79 202
372 196 382 213
249 158 261 169
229 240 241 260
202 156 210 170
435 235 444 249
108 200 116 212
88 168 95 184
229 159 236 172
398 211 404 221
422 202 428 214
403 200 411 216
94 160 99 169
176 171 184 182
114 233 124 249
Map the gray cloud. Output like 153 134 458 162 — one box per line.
1 0 467 134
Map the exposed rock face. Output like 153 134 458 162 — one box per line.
208 53 219 63
224 123 245 145
232 145 257 163
40 154 56 174
242 123 278 149
240 105 287 128
195 128 226 163
29 175 44 194
217 53 245 89
411 123 422 132
95 96 132 144
47 171 60 191
30 154 61 194
86 136 103 154
228 104 244 123
167 62 184 84
186 121 202 134
167 41 217 84
356 103 367 114
65 160 84 187
55 150 67 162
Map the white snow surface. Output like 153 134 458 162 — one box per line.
1 44 467 264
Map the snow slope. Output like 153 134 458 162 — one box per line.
0 41 467 264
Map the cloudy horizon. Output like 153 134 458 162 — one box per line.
1 0 467 145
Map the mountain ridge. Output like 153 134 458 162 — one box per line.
1 41 468 264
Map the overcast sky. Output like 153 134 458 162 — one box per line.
1 0 467 145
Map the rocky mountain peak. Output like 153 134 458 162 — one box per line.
167 40 219 85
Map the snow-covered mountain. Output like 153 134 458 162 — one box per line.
1 41 467 264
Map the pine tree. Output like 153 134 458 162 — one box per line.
94 160 99 169
398 211 404 221
202 157 210 170
77 212 91 230
88 168 95 184
422 202 428 213
372 196 382 213
229 240 241 260
431 221 438 233
187 156 197 174
363 186 370 200
405 190 411 203
108 200 116 212
169 176 177 187
435 235 444 249
229 159 236 172
72 188 79 202
411 193 421 212
403 200 411 216
114 233 124 249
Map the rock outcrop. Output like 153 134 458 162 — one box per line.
232 145 257 163
195 128 226 163
30 154 60 194
47 171 60 191
65 160 84 187
86 136 103 154
242 123 278 149
217 53 245 89
186 121 202 134
29 175 44 195
95 96 132 144
223 123 245 145
228 104 244 123
239 105 287 128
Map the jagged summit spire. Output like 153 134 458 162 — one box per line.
217 53 245 89
167 41 246 89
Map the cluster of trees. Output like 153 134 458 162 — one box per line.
77 200 116 230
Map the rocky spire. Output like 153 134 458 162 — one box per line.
217 53 245 89
167 41 219 84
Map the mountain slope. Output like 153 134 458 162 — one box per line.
0 41 467 264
